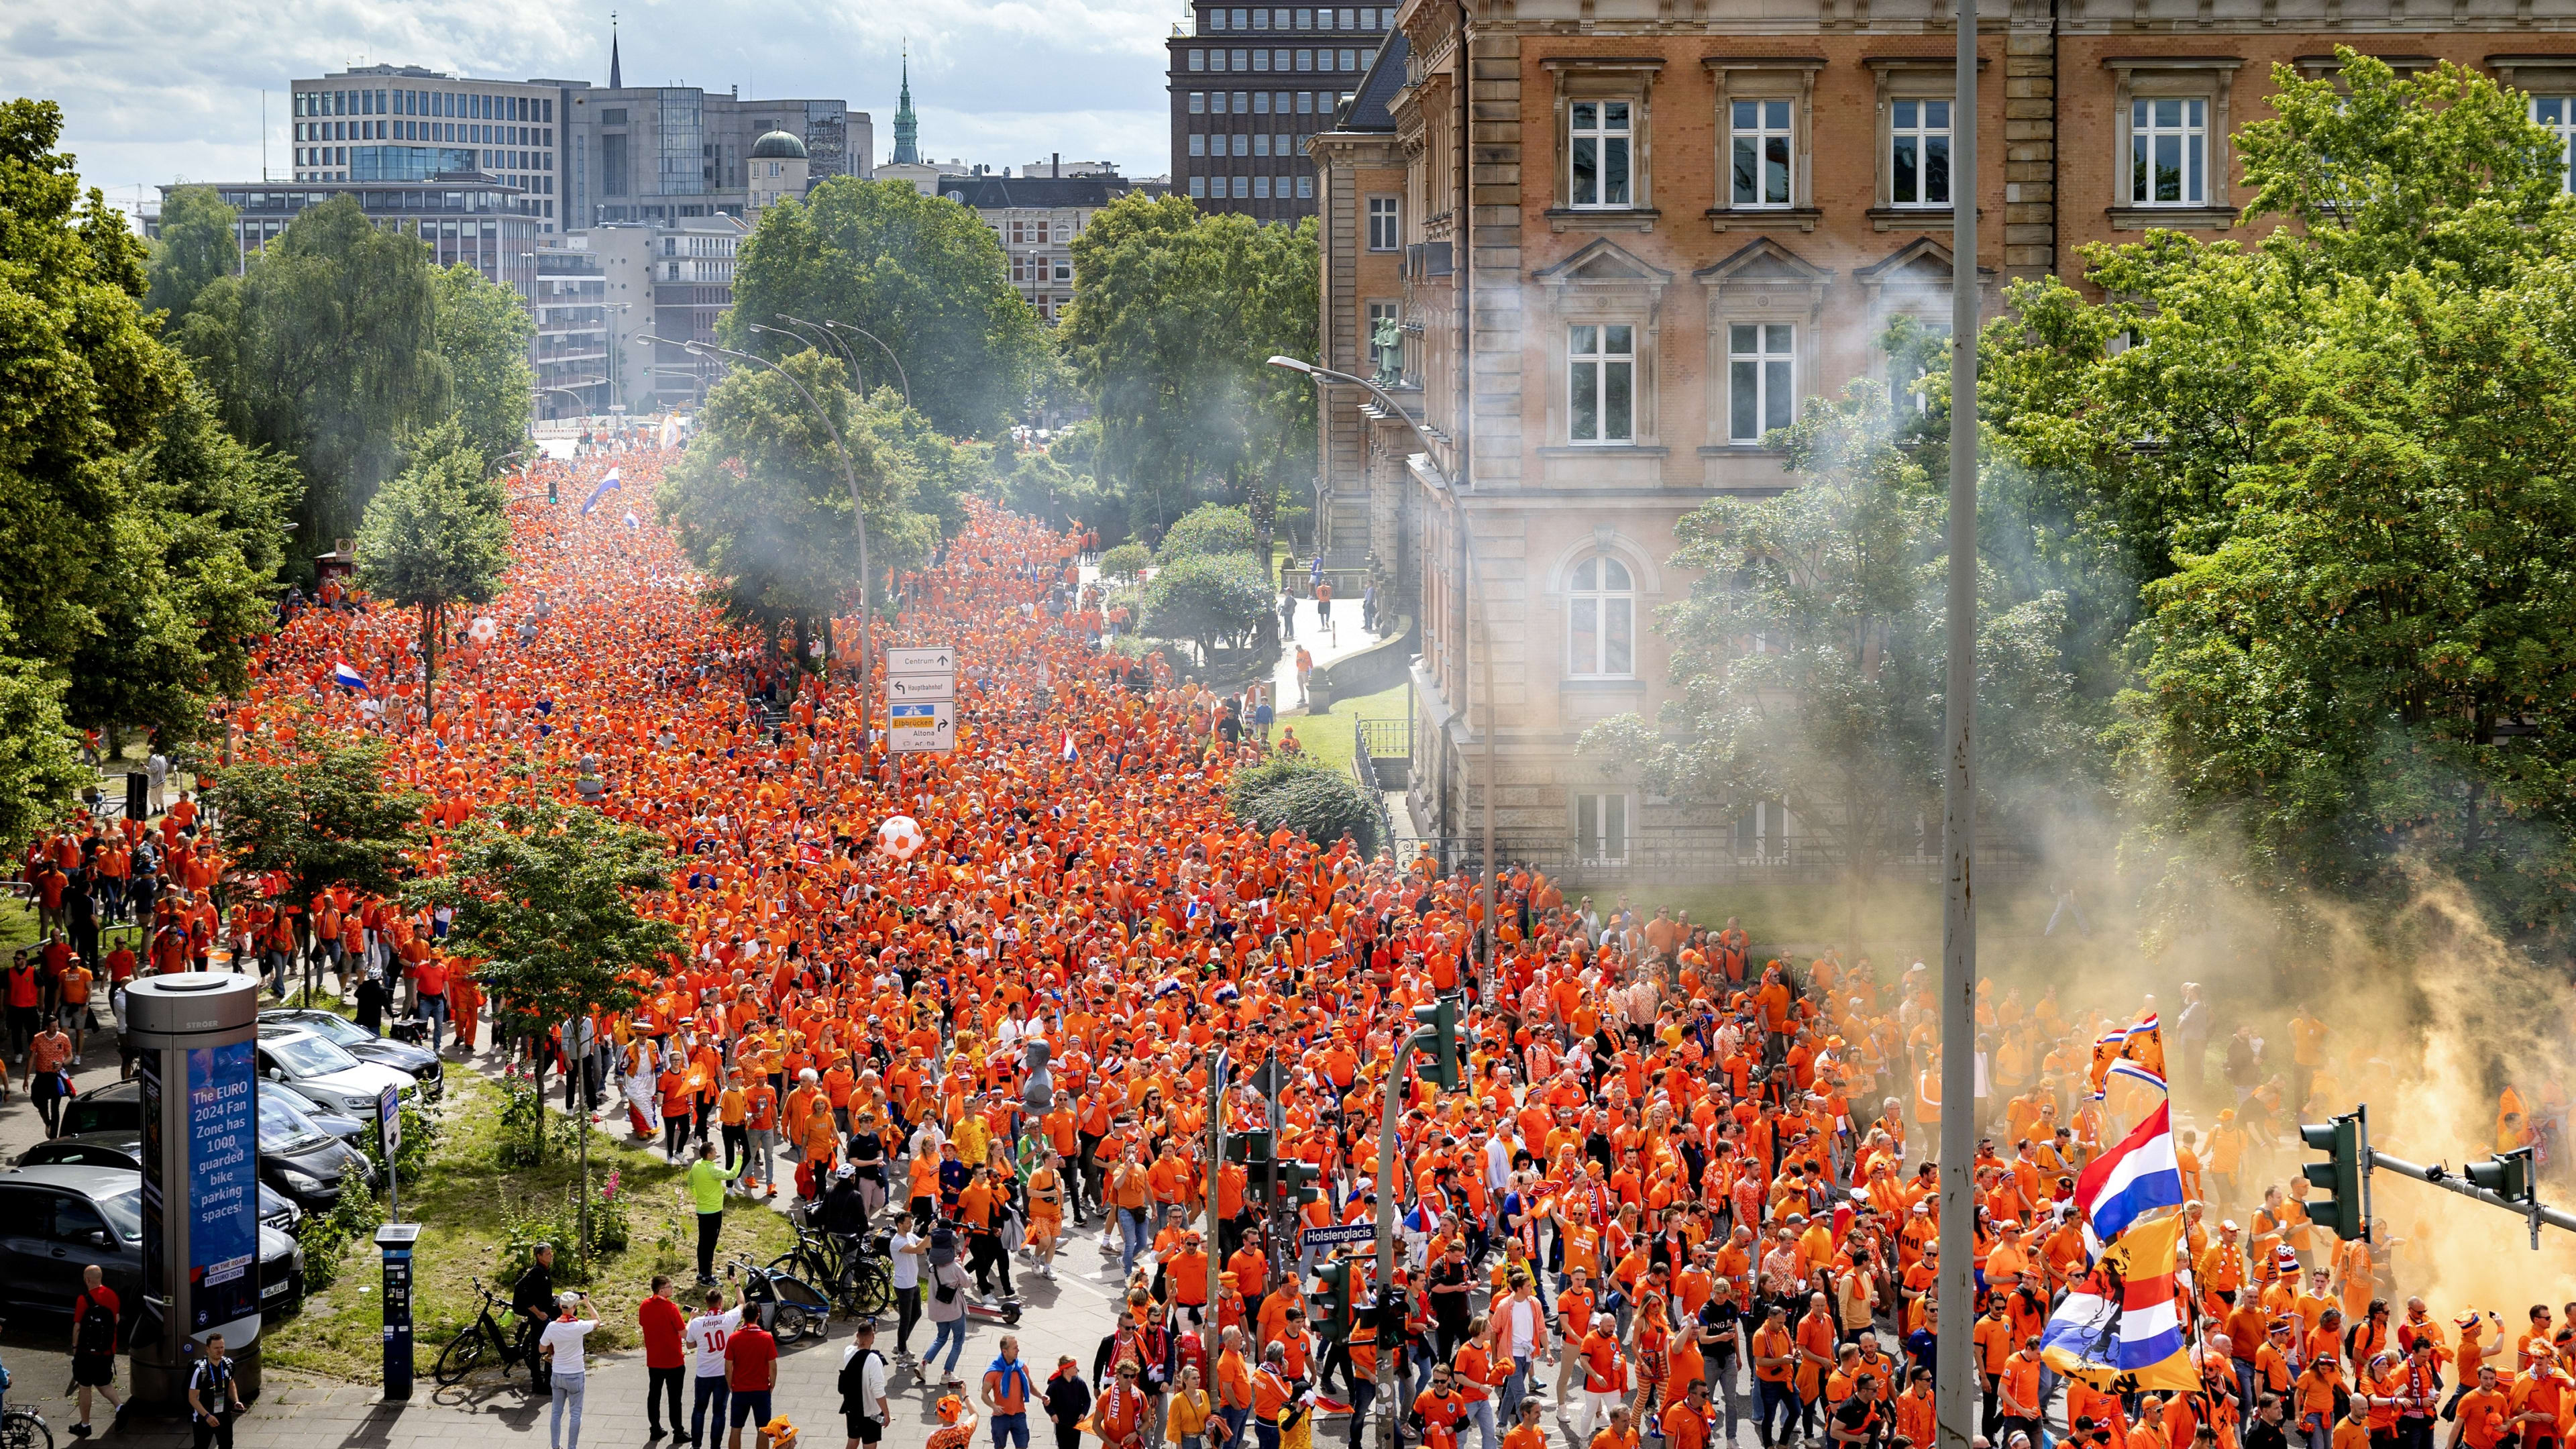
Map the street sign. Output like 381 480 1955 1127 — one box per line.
887 674 955 702
378 1084 401 1157
1299 1222 1377 1247
888 701 957 753
886 646 957 676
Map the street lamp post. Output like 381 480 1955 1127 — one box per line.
1265 356 1500 988
815 319 912 413
770 315 868 394
654 336 877 774
751 321 861 394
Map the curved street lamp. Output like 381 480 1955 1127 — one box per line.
651 335 879 774
761 316 866 394
809 318 912 413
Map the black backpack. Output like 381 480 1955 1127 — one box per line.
76 1294 116 1355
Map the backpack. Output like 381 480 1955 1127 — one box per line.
76 1293 116 1355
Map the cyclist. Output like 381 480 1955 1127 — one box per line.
513 1243 559 1391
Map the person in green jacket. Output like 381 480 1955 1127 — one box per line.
688 1140 745 1283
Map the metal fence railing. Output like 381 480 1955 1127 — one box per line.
1278 565 1373 600
1351 715 1398 853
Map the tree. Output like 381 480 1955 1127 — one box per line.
658 349 923 662
1978 50 2576 942
1061 195 1318 557
175 194 444 564
1580 380 2078 918
1159 503 1260 564
408 790 681 1219
1140 553 1272 669
356 421 511 733
145 184 239 323
431 264 535 468
206 729 424 1002
722 179 1048 439
1229 757 1380 856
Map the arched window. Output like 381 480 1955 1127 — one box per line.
1568 553 1634 678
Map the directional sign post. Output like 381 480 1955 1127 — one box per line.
1299 1222 1378 1248
885 643 958 755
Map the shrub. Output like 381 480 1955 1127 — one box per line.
1100 542 1150 580
1140 554 1271 665
297 1178 386 1293
1157 504 1258 562
1230 757 1379 856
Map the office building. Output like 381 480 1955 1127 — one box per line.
288 67 561 228
567 216 747 415
532 244 610 420
1167 3 1394 221
154 178 541 295
1309 0 2576 877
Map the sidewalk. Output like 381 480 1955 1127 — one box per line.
1272 586 1387 716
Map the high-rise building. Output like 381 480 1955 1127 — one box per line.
287 67 561 227
1167 3 1393 222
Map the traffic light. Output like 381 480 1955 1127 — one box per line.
1410 995 1463 1091
1229 1130 1275 1166
2467 1146 2536 1205
1315 1257 1353 1338
1281 1161 1323 1205
2300 1111 2368 1242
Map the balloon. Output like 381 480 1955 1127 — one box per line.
877 815 926 860
469 616 498 643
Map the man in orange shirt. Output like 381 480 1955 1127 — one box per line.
2456 1366 2512 1449
1751 1302 1799 1449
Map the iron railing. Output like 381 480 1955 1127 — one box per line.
1351 714 1399 855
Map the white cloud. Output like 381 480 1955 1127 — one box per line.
4 0 1182 211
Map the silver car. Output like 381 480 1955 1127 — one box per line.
254 1024 419 1119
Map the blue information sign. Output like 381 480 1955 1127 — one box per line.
187 1040 260 1332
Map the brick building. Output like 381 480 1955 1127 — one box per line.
1307 0 2576 876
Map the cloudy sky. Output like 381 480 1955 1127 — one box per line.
7 0 1181 216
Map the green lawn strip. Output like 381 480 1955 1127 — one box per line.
261 1067 793 1385
1270 681 1409 779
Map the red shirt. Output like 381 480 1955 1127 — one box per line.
724 1325 778 1391
639 1293 688 1370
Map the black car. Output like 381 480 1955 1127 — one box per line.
16 1133 305 1231
0 1165 305 1327
258 1008 444 1099
56 1079 376 1213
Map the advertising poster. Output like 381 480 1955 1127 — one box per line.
187 1040 260 1333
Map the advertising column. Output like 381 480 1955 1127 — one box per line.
126 972 264 1407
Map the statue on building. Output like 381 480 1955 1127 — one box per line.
1371 313 1403 388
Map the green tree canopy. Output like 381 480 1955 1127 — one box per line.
207 727 424 908
145 184 239 323
723 179 1047 439
1158 503 1259 563
659 349 922 661
1061 195 1317 556
1139 552 1271 668
175 194 445 561
357 420 511 730
431 263 535 467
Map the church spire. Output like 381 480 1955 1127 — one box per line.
891 43 919 165
608 11 623 89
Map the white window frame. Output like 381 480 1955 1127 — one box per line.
1566 323 1635 446
1889 97 1951 208
1366 195 1399 250
1568 99 1633 209
1729 97 1794 209
2127 96 2208 207
1574 792 1632 867
1727 322 1796 445
2536 95 2576 193
1566 555 1637 680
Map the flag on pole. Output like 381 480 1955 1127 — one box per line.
580 466 623 515
2041 1212 2196 1392
1060 730 1080 763
2076 1093 2184 1248
331 661 370 692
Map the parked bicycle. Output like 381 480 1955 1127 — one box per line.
775 1207 892 1319
432 1277 531 1387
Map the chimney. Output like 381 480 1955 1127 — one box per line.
1052 152 1060 178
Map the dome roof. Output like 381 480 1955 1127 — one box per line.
750 129 808 160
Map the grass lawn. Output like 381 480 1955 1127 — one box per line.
262 1067 794 1385
1270 681 1409 778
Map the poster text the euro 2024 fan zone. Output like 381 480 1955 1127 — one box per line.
188 1041 260 1332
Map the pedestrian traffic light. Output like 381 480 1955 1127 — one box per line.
2300 1111 2367 1242
2467 1146 2535 1205
1281 1161 1323 1205
1316 1257 1353 1338
1229 1130 1275 1165
1409 995 1462 1091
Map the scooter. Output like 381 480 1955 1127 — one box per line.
725 1253 835 1344
964 1291 1024 1328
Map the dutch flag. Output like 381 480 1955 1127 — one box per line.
2041 1213 2196 1391
580 466 623 516
1060 730 1079 763
2076 1095 2185 1250
331 661 370 692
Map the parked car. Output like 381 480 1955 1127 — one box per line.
61 1079 372 1149
258 1008 443 1099
255 1024 419 1120
15 1133 305 1230
0 1165 304 1328
52 1079 377 1213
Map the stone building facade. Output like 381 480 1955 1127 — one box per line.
1305 0 2576 875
